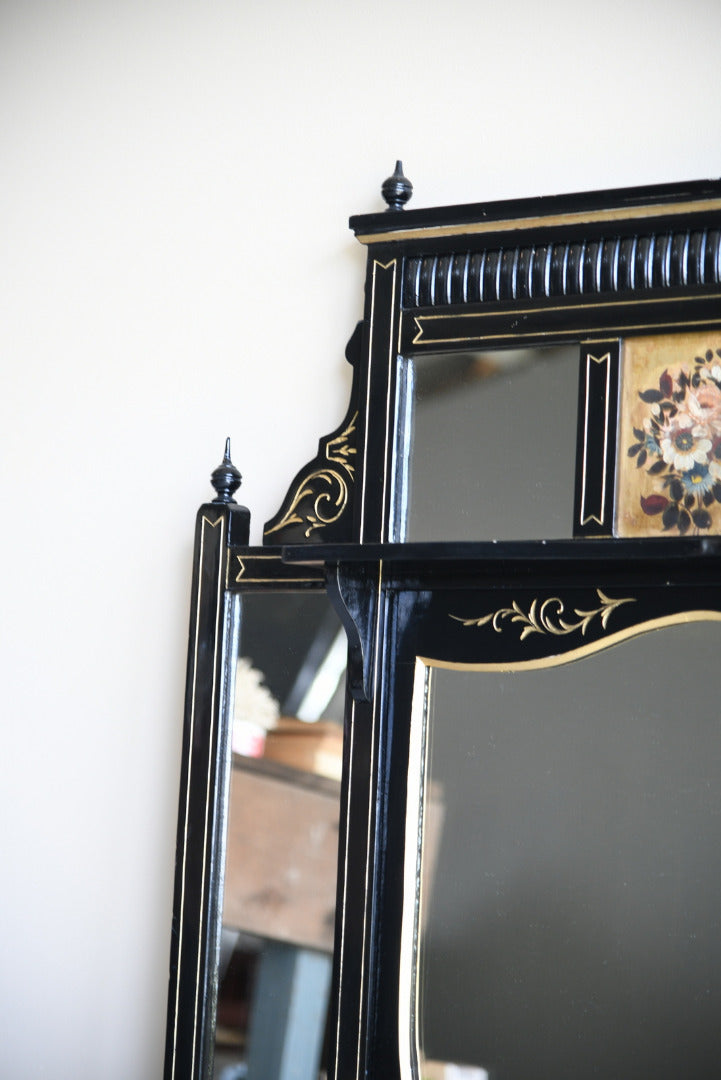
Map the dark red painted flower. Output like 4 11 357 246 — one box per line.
640 493 669 515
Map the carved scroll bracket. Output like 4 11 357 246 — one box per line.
263 324 363 545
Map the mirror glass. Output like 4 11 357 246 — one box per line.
402 345 579 541
213 590 346 1080
412 622 721 1080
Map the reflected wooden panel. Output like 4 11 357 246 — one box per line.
223 755 340 952
416 622 721 1080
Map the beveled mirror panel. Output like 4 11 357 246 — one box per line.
213 591 346 1080
402 345 579 541
410 622 721 1080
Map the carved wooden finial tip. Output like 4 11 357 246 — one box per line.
381 160 413 211
211 437 242 503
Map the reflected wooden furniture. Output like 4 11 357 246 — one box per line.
220 754 341 1080
223 754 340 951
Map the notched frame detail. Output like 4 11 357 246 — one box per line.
574 343 619 537
231 549 325 589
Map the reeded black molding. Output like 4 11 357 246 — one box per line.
402 227 721 309
262 323 363 544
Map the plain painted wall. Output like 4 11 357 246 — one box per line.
2 2 720 1076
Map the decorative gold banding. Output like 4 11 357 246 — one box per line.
411 292 721 348
234 554 322 585
450 589 634 641
355 197 721 246
412 315 721 349
359 259 398 543
426 609 721 672
399 658 430 1080
580 352 612 527
170 512 226 1080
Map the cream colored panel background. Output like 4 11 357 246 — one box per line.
2 2 721 1076
616 331 721 536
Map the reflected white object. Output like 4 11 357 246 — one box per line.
423 1063 488 1080
446 1066 488 1080
232 658 280 756
232 719 266 758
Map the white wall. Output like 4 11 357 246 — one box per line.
2 2 720 1076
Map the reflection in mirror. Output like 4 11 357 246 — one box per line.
409 623 721 1080
402 345 579 541
213 591 346 1080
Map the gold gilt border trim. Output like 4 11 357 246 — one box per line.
399 658 430 1080
355 197 721 246
233 554 322 586
359 260 398 543
170 512 225 1080
410 292 721 347
422 609 721 672
579 352 612 528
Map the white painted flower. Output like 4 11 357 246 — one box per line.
660 415 712 471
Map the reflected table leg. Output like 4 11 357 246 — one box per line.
246 941 332 1080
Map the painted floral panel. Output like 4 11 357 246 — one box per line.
615 331 721 537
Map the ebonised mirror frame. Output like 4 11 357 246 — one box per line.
163 166 721 1080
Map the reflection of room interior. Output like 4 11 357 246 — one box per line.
419 625 721 1079
213 593 346 1080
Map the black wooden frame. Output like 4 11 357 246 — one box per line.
289 538 721 1079
164 174 721 1080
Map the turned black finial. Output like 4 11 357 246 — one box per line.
381 160 413 211
210 437 242 503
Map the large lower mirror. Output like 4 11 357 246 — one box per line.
213 590 346 1080
408 621 721 1080
402 344 579 542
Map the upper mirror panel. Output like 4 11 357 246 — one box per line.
402 344 579 541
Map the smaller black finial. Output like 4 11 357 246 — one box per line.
381 161 413 211
210 437 242 503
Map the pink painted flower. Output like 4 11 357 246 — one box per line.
687 381 721 433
